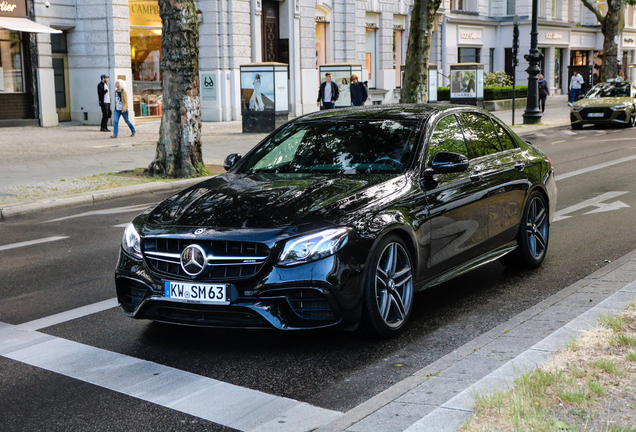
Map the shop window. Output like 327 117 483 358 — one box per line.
315 7 330 69
571 50 588 66
129 0 162 117
0 30 24 93
458 47 480 63
555 48 563 89
393 29 403 87
366 26 377 88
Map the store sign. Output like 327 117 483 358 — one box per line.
460 32 481 40
201 73 217 101
129 0 162 28
546 32 562 39
623 35 636 48
0 0 26 18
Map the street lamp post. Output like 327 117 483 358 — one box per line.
523 0 543 124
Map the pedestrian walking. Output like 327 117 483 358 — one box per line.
538 73 550 113
617 70 626 82
350 74 368 106
317 72 339 109
569 70 584 106
110 80 136 138
97 74 110 132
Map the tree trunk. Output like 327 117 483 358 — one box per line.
147 0 203 178
599 0 623 82
399 0 442 104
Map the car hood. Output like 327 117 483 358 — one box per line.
144 173 407 229
573 96 632 108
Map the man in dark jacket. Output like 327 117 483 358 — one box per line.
538 73 550 113
97 74 110 132
350 74 368 106
317 72 339 109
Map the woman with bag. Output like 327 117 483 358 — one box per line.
538 73 550 113
111 80 136 138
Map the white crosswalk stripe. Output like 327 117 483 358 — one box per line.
0 236 69 251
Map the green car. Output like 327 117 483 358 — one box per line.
570 81 636 129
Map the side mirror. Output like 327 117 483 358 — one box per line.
223 153 242 171
430 152 469 174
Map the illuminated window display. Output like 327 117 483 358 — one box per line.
129 0 162 117
0 30 24 93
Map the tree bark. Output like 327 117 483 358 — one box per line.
147 0 203 178
399 0 442 104
580 0 627 82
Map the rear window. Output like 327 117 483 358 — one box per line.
239 119 420 174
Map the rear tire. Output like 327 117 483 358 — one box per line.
361 234 414 338
500 191 550 268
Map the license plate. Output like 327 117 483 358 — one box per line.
587 113 604 118
164 281 229 304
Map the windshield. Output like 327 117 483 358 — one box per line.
238 119 420 174
586 83 631 98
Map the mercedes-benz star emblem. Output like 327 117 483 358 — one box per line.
194 228 204 235
180 244 207 276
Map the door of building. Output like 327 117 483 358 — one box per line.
52 54 71 122
262 0 279 62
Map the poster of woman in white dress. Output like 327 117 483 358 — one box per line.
241 72 275 111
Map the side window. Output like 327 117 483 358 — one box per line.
491 119 516 151
459 113 502 158
427 115 469 163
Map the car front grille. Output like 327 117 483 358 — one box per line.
143 238 270 281
579 107 613 119
286 289 337 320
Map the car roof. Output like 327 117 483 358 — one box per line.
296 104 477 123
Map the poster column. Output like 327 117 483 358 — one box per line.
240 62 289 133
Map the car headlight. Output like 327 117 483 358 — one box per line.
571 105 582 111
611 103 627 109
122 223 142 259
278 228 351 266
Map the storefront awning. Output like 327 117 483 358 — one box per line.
0 17 61 34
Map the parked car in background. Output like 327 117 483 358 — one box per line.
570 81 636 129
116 105 557 338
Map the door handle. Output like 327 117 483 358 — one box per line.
515 161 525 172
470 172 482 182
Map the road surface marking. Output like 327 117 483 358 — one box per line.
557 154 636 181
551 140 566 144
553 191 629 222
16 298 119 331
42 204 153 223
112 223 129 228
562 130 577 135
0 236 69 252
0 325 342 432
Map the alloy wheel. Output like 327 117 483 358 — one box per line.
526 196 548 260
374 242 413 328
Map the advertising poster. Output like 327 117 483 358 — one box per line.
274 71 288 112
201 73 217 101
450 69 477 98
241 71 275 111
320 71 351 107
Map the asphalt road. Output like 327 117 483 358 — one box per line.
2 123 636 431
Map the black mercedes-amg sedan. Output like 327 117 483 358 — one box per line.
116 105 556 338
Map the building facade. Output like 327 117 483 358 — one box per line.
3 0 636 127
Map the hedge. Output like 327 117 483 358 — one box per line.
436 86 528 102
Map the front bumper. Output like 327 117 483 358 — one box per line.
570 106 631 125
115 246 366 330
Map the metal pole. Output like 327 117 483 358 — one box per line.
512 68 516 126
523 0 543 124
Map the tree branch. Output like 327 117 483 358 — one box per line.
580 0 605 24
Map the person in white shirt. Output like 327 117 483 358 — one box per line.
569 70 584 106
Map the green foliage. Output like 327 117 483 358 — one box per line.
484 71 513 87
437 87 450 101
484 86 528 100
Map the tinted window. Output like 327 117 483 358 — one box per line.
586 83 631 98
459 113 501 159
240 119 419 174
491 119 516 151
427 115 468 162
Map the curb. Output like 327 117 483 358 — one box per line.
0 176 212 220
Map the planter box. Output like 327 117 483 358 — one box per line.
484 97 527 112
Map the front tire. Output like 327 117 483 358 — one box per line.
500 191 550 268
571 122 583 130
361 235 414 338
